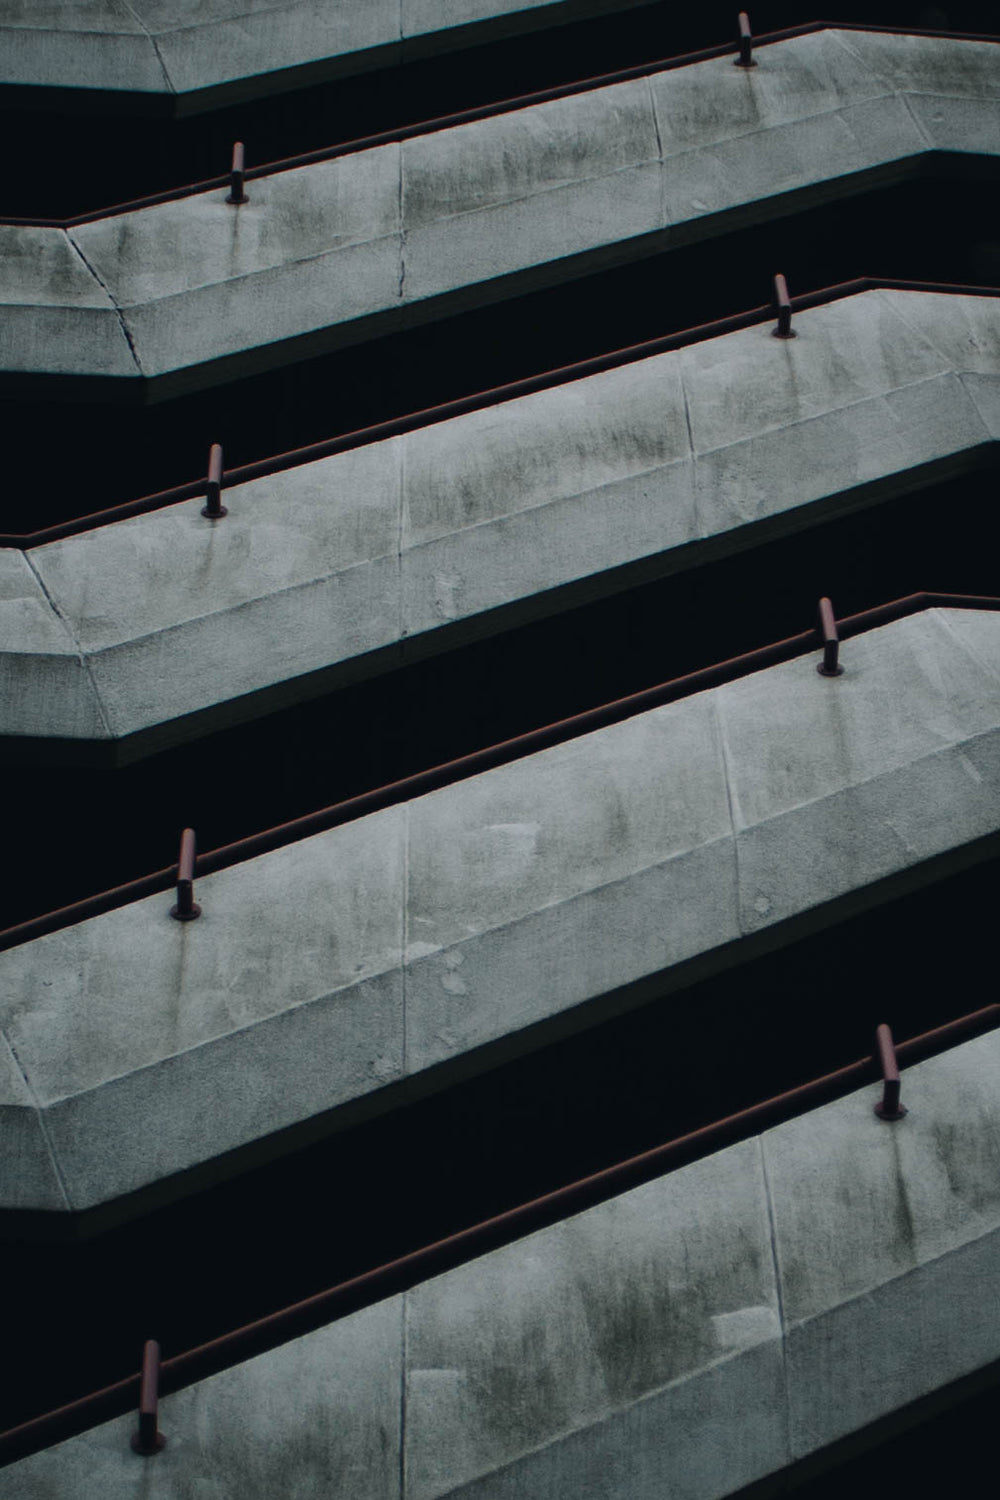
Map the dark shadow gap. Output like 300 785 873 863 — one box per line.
4 463 998 929
2 851 996 1432
0 3 994 217
737 1356 1000 1500
2 175 998 533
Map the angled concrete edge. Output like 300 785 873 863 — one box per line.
2 32 999 388
2 607 999 1213
6 1026 1000 1498
0 0 624 104
4 288 999 749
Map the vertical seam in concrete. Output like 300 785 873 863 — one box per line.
645 74 667 230
898 89 937 151
120 2 175 93
0 1027 73 1211
934 607 1000 690
678 358 698 534
398 141 407 305
66 231 145 376
958 373 1000 442
711 694 743 935
759 1134 792 1470
872 287 956 365
398 424 407 645
399 1292 409 1500
824 27 896 97
402 801 411 1077
22 550 115 740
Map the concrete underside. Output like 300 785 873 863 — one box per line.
0 0 646 106
2 607 999 1216
6 1025 1000 1499
3 288 998 754
2 32 998 393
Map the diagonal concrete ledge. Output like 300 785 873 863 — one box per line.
1 607 999 1216
6 1026 1000 1497
0 0 632 106
1 32 998 391
3 289 999 753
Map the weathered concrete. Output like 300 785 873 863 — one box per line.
4 289 998 751
2 33 997 389
0 0 624 103
8 1026 1000 1498
1 607 999 1214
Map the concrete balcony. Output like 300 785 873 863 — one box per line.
0 0 624 106
2 287 997 754
2 605 999 1217
2 32 997 393
6 1023 1000 1499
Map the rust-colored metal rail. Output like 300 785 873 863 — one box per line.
0 22 996 230
1 1001 996 1468
2 277 997 550
1 590 997 955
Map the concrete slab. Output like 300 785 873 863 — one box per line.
767 1027 1000 1455
3 1298 403 1499
0 1031 67 1212
0 0 594 99
0 550 107 741
404 1139 783 1500
1 608 999 1213
0 225 137 380
0 806 406 1207
10 1030 1000 1498
7 288 998 751
3 34 998 388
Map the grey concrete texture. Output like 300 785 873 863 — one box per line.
4 288 999 749
0 0 587 99
9 1027 1000 1498
2 32 997 386
2 607 1000 1214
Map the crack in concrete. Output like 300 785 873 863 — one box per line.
759 1135 792 1473
22 549 115 741
1 1027 73 1211
66 231 145 376
120 0 175 94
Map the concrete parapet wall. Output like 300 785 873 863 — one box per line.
2 33 998 388
4 288 999 749
2 607 999 1213
7 1025 1000 1497
0 0 611 102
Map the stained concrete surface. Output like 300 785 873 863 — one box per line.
8 1028 1000 1498
1 33 997 387
0 0 594 100
3 288 998 749
1 607 999 1213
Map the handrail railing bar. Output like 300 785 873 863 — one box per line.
1 591 998 954
4 278 999 550
2 999 996 1465
0 22 996 230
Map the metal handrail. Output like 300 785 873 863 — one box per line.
1 1000 996 1466
3 277 998 549
1 21 997 230
1 590 997 954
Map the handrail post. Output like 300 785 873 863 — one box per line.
736 12 755 67
874 1023 907 1121
226 141 247 205
130 1340 166 1455
816 596 844 677
772 272 795 338
202 442 228 519
170 828 201 921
